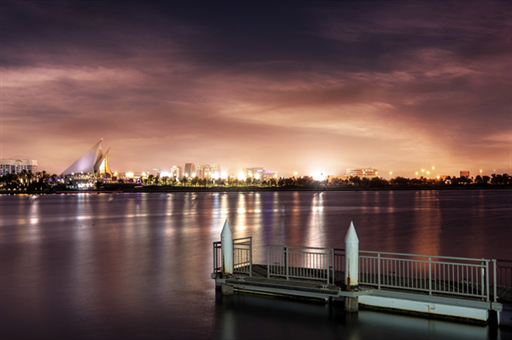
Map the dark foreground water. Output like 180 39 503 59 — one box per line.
1 190 511 339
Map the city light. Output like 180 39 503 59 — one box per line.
220 171 228 180
238 171 246 181
160 171 170 177
126 172 134 178
312 171 326 181
255 173 260 180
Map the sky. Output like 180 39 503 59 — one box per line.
1 1 511 177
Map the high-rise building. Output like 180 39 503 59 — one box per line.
170 165 182 179
0 158 38 176
345 168 379 178
196 164 205 178
184 163 196 177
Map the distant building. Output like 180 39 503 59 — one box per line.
184 163 196 177
170 165 182 179
62 139 112 177
460 171 470 177
209 164 221 179
345 168 379 178
242 167 277 180
0 158 38 176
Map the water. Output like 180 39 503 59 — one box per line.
1 190 511 339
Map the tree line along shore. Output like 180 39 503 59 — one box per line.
1 170 511 194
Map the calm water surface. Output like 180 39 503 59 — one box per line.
1 190 511 339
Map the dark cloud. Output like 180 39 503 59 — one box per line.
1 1 510 176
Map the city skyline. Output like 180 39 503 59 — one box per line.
2 2 511 177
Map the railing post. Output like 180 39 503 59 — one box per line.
326 249 330 285
249 238 253 277
481 260 485 300
285 246 289 280
428 256 432 295
492 259 497 303
378 253 381 289
267 246 270 279
485 261 490 302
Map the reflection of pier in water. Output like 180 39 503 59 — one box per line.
212 221 512 326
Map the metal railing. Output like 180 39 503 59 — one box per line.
212 237 253 276
233 237 252 276
267 245 335 284
495 259 512 301
213 241 222 275
358 251 494 301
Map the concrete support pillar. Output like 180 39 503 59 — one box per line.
221 219 233 277
222 283 234 295
345 221 359 312
345 297 359 312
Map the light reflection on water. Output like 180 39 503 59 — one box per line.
1 190 511 339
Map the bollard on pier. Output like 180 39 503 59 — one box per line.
345 221 359 312
221 219 234 280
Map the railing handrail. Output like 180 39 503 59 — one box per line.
360 250 491 263
234 237 252 243
268 244 334 251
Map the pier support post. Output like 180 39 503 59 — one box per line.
221 283 234 295
221 219 233 278
345 221 359 312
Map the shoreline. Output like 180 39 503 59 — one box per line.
2 184 512 195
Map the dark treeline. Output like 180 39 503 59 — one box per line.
1 170 511 193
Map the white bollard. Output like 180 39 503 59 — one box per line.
345 221 359 288
221 219 233 277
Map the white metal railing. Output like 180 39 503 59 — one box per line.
267 245 334 284
212 237 253 276
359 251 495 301
233 237 252 276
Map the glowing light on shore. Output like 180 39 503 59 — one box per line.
126 172 134 178
312 171 326 181
238 171 246 181
221 171 228 180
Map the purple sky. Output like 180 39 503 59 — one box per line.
2 1 511 177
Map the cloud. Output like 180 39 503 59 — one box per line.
1 1 510 176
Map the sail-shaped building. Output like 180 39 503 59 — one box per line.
62 139 112 177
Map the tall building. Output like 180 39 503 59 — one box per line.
0 158 38 176
184 163 196 177
170 165 182 179
345 168 379 178
196 164 205 178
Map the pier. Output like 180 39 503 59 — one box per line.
211 220 512 326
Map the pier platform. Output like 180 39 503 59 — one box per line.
212 221 512 326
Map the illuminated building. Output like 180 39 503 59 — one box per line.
242 167 277 180
196 164 221 179
184 163 196 177
62 139 112 177
460 171 470 177
0 158 38 176
170 165 182 179
345 168 379 178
